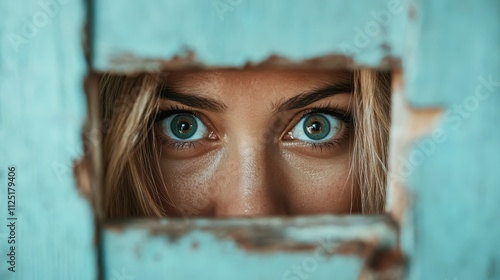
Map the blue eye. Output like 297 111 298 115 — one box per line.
162 113 207 141
290 113 341 143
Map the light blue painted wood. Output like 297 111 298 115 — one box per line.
12 0 500 279
94 2 406 279
91 0 500 279
103 216 399 280
0 0 97 279
93 0 409 71
401 0 500 279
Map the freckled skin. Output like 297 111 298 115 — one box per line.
157 70 360 217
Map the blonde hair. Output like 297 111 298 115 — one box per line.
97 69 391 218
352 70 391 214
100 74 166 217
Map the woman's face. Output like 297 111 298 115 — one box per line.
154 70 359 217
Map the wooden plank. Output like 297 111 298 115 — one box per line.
102 215 403 280
93 0 409 72
0 0 97 279
387 0 500 279
93 1 410 279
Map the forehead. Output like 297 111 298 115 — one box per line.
162 70 353 115
165 70 352 93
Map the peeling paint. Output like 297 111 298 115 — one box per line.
104 215 398 254
103 52 403 74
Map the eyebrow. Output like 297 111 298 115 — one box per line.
158 81 353 113
272 81 353 113
158 86 228 113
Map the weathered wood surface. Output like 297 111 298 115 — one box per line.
2 0 495 279
387 0 500 279
93 1 408 279
0 0 97 279
103 215 402 280
93 0 409 72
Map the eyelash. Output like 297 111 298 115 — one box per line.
154 105 207 149
292 104 353 151
165 141 199 151
154 105 203 123
154 104 353 151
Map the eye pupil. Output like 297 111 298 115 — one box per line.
308 122 322 133
303 114 331 140
171 114 198 139
178 122 190 132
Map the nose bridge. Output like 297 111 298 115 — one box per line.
215 139 285 217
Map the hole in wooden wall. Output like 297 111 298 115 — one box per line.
78 66 395 221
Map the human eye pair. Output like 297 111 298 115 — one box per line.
154 106 353 151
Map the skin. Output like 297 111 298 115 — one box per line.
154 70 360 217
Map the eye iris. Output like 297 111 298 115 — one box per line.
303 114 331 140
170 114 198 139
